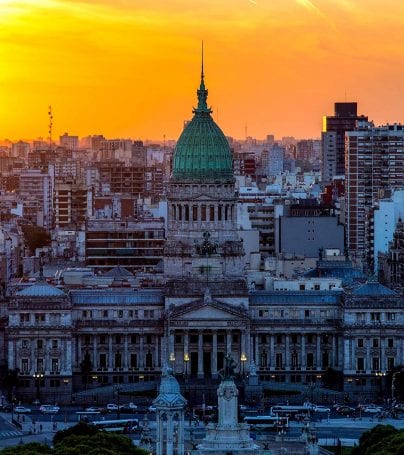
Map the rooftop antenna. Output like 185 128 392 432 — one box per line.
48 105 53 149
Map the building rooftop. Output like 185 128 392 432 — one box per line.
16 281 66 298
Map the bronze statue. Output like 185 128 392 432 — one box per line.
219 353 237 381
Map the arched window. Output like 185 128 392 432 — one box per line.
292 350 298 367
193 205 198 222
178 205 182 221
185 205 189 222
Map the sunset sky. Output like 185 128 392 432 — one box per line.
1 0 403 142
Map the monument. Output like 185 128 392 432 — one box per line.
198 354 259 454
154 366 187 455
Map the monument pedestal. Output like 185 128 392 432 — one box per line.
198 378 259 454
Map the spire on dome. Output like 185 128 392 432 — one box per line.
195 41 212 114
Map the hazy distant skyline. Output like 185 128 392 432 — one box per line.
1 0 403 142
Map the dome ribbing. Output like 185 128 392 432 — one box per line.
172 55 233 182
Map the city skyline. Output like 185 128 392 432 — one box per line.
1 0 404 142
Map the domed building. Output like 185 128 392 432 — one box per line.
165 55 246 298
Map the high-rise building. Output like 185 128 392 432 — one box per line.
54 179 88 229
345 122 404 264
59 133 79 150
322 102 367 182
19 169 53 228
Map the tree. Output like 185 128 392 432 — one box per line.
1 368 19 401
21 224 51 256
53 422 98 446
80 351 92 390
351 424 401 455
0 442 52 455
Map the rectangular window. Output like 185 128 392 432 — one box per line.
372 357 379 371
357 339 364 348
99 353 107 368
100 335 106 345
52 340 58 349
22 340 29 349
372 338 379 348
130 353 137 368
115 335 121 344
387 357 394 371
276 335 282 344
201 205 206 221
371 312 380 322
357 357 364 371
51 359 59 373
37 358 44 372
276 353 283 368
103 310 108 318
21 359 29 374
388 338 394 348
37 339 43 349
118 310 123 318
131 335 137 344
305 310 310 318
387 313 396 321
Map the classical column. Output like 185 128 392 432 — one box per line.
301 334 306 369
108 335 113 370
255 334 260 366
270 335 275 370
226 330 232 354
166 414 174 455
123 335 128 370
93 335 98 371
154 335 159 368
212 330 218 378
77 335 82 363
177 411 185 455
343 338 350 370
156 412 163 455
139 335 144 369
365 337 371 372
316 335 321 370
8 340 14 370
161 336 166 367
332 335 336 368
285 335 290 370
66 340 72 375
198 331 204 378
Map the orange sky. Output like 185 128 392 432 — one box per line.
1 0 403 142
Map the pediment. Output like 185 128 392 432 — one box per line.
171 299 248 322
180 305 238 320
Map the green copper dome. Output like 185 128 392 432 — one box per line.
172 59 233 182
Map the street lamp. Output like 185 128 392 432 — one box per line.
170 352 176 372
114 385 121 419
240 353 247 378
184 353 189 379
33 372 44 402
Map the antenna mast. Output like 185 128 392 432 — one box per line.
48 105 53 149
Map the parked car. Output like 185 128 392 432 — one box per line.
14 406 32 414
363 405 383 414
119 402 138 412
85 406 103 413
106 403 119 412
336 406 355 416
312 406 331 413
40 405 60 414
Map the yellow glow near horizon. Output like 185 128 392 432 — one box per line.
0 0 403 142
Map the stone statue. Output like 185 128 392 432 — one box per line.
219 353 237 381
